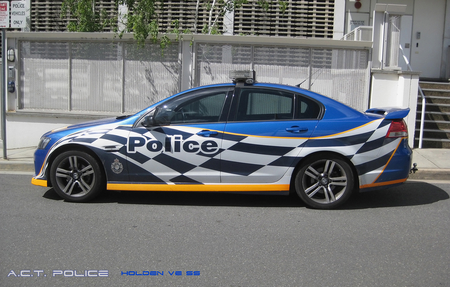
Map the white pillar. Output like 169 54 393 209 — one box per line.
118 4 128 33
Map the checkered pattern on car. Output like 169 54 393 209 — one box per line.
44 118 400 187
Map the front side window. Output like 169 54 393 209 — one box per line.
153 88 230 125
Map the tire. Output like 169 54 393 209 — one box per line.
50 150 104 202
294 155 354 209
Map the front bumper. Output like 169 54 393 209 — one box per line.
31 177 48 187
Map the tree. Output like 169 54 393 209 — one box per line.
61 0 248 48
257 0 288 15
61 0 115 32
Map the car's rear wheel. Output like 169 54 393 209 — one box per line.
50 151 104 202
294 155 354 209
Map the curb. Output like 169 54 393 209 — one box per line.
0 161 34 172
408 169 450 181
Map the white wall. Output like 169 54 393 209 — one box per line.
410 0 446 79
333 0 346 39
344 0 449 79
6 113 102 148
370 70 420 147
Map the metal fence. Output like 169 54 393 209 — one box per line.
340 26 373 41
196 43 370 110
19 40 180 113
12 33 371 115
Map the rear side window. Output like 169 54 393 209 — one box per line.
234 89 294 121
230 88 321 122
295 95 321 119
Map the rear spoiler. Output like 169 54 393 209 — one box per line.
365 107 410 120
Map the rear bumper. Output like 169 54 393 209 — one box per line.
377 138 412 182
360 138 412 190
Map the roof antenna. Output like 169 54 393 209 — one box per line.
295 78 307 88
295 66 326 89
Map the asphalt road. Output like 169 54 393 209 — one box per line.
1 173 449 287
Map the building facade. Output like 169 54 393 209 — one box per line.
19 0 449 79
1 0 448 150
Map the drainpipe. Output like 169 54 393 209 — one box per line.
1 29 6 159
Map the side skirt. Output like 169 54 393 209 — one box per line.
107 183 290 193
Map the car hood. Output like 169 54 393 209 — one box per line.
43 117 129 138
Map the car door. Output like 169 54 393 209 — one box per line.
221 86 321 183
127 86 233 184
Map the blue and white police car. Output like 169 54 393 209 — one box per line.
32 71 412 209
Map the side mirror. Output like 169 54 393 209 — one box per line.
142 107 173 127
141 112 171 127
153 112 171 126
141 116 155 127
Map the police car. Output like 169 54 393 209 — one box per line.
32 71 412 209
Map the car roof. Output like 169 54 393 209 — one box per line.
134 82 364 121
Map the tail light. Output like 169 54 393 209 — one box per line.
386 119 408 138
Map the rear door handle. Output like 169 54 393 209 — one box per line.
286 126 308 133
197 130 219 137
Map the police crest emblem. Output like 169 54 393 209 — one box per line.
111 158 124 174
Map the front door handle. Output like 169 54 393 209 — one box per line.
197 130 219 137
286 126 308 133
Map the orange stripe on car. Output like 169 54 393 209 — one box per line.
107 183 290 192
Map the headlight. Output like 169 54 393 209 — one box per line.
37 137 51 149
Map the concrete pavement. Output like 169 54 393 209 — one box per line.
0 142 449 180
408 148 450 180
0 145 36 173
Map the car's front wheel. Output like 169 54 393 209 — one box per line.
50 151 104 202
294 155 354 209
